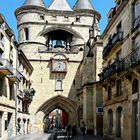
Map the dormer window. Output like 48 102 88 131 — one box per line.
24 28 29 41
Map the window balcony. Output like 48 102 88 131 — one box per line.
123 45 140 70
7 69 21 82
99 59 123 82
103 31 123 58
100 46 140 82
0 58 13 75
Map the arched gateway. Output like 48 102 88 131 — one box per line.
37 95 77 124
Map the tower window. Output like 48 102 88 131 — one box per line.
24 28 29 41
76 16 80 22
0 33 4 41
40 14 45 20
55 80 63 91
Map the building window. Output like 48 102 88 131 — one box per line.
0 32 4 42
76 16 80 22
108 109 113 135
0 78 4 96
133 0 140 28
116 107 123 137
24 28 29 41
116 22 122 32
39 14 45 20
132 79 139 94
108 85 112 100
22 102 29 113
116 79 122 96
9 84 14 100
55 80 63 91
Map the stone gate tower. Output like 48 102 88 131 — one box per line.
15 0 101 133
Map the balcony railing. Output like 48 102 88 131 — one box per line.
7 69 21 82
99 59 122 82
0 58 13 75
99 45 140 82
122 45 140 70
103 31 123 58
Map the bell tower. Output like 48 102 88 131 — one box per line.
15 0 101 133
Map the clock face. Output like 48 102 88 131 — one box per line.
53 61 66 72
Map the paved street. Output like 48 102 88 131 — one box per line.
11 132 103 140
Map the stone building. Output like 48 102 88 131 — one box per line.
16 50 35 136
15 0 101 133
76 35 103 135
0 14 20 139
99 0 140 139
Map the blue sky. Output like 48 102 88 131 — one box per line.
0 0 115 38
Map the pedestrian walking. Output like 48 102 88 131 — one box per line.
72 123 77 140
80 121 86 136
66 124 71 139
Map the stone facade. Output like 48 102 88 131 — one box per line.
15 0 102 134
0 14 19 140
99 0 140 139
16 50 35 136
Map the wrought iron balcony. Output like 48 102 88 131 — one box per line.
7 69 21 82
99 59 122 82
123 45 140 71
0 58 13 75
99 46 140 82
103 31 123 58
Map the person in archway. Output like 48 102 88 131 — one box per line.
81 121 86 136
66 124 71 139
72 123 77 140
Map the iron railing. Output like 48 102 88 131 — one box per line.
100 45 140 82
103 31 123 58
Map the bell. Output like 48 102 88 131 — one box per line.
54 40 64 48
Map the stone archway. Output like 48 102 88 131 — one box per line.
36 95 77 131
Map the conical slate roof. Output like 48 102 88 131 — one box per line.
48 0 72 11
22 0 46 8
73 0 94 10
